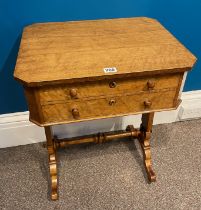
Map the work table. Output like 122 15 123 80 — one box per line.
14 17 196 200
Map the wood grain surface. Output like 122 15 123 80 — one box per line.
26 87 180 126
41 89 177 123
14 17 196 86
23 72 183 126
13 17 197 200
37 73 181 104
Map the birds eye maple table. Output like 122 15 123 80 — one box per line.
14 17 196 200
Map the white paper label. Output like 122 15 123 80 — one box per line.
103 67 117 73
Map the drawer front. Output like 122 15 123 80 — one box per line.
38 73 181 104
41 89 177 124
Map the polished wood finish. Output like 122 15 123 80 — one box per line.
24 73 183 126
14 17 196 87
37 73 182 104
44 126 58 200
54 125 140 148
139 112 156 182
13 17 197 200
41 89 178 125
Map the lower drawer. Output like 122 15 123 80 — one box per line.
40 90 178 125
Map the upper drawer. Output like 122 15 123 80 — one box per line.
37 73 181 105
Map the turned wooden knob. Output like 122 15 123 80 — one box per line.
147 80 155 89
144 99 152 108
109 81 117 88
72 108 80 118
69 88 78 98
109 99 116 106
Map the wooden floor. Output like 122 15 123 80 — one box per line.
1 118 201 210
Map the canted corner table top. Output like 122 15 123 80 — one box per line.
13 17 197 201
14 17 196 86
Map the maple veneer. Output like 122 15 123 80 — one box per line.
14 17 196 200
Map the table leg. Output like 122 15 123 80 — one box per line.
138 112 156 182
44 126 58 200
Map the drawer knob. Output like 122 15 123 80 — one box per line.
109 81 117 88
144 99 152 108
109 99 116 106
147 80 155 89
70 88 78 98
72 108 80 119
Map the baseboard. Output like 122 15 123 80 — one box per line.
178 90 201 120
1 90 201 148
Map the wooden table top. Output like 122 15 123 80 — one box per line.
14 17 196 86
